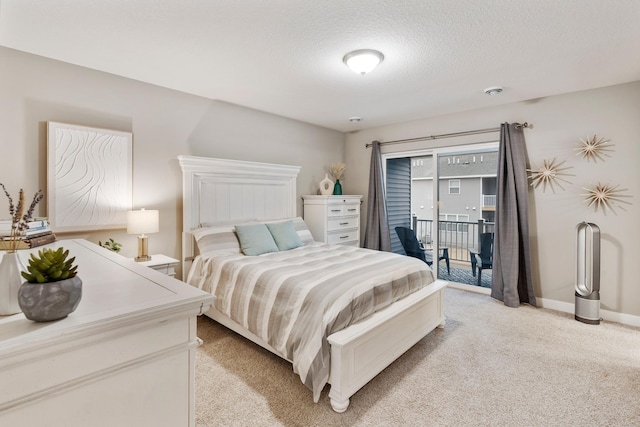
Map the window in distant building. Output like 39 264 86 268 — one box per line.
439 213 470 232
449 179 460 194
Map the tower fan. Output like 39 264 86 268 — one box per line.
575 221 601 325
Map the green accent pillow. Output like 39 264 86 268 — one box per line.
234 223 279 256
267 220 303 251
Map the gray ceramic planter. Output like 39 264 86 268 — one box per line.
18 276 82 322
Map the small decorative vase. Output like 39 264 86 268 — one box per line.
0 252 25 315
319 174 334 195
333 179 343 195
18 276 82 322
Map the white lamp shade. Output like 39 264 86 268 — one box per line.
343 49 384 75
127 209 159 235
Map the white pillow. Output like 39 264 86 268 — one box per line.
192 225 241 256
291 217 315 244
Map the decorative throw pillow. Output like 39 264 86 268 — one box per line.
266 220 303 251
235 223 279 256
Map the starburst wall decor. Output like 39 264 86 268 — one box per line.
582 182 630 214
575 134 613 162
527 158 573 192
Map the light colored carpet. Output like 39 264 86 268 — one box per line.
195 288 640 426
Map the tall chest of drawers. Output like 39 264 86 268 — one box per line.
302 195 363 246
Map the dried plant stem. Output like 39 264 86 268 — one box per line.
330 163 346 180
1 184 44 253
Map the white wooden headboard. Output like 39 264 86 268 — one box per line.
178 155 301 274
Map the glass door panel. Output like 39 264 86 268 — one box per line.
434 148 497 285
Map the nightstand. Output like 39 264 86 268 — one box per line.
132 254 179 277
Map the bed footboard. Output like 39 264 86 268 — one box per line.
327 279 447 412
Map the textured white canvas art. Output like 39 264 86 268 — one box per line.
47 122 133 232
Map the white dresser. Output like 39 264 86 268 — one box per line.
0 239 214 427
302 195 363 246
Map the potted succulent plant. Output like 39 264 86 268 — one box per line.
18 247 82 322
99 238 122 253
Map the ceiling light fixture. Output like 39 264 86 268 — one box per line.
343 49 384 75
348 117 362 122
484 86 503 95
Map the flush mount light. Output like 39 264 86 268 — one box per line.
348 116 362 122
484 86 503 95
343 49 384 75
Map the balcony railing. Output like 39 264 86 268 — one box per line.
412 216 495 263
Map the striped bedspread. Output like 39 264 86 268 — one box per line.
187 242 434 402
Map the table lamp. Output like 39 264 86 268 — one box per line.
127 208 159 262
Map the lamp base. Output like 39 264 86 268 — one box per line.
134 235 152 262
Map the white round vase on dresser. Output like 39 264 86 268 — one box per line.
319 174 334 195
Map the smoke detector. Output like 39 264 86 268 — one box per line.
484 86 503 95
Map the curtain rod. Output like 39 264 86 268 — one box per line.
365 122 531 148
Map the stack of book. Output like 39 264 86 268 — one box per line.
0 218 56 250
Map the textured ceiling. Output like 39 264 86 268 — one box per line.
1 1 639 132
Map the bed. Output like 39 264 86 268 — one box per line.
179 155 447 412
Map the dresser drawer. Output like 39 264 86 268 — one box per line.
327 230 359 245
344 204 360 216
327 206 346 217
327 203 360 217
328 217 359 232
152 264 176 277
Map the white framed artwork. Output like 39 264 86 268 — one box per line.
47 122 133 232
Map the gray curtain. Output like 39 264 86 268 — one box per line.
363 140 391 251
491 123 537 307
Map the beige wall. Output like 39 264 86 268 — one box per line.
0 46 344 278
3 44 638 318
346 81 640 318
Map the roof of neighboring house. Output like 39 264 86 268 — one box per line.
411 152 498 179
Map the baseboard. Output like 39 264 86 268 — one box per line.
538 297 640 328
449 285 640 328
447 281 491 295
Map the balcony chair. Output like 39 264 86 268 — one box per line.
395 226 450 274
470 232 494 286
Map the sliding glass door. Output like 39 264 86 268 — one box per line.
385 143 498 286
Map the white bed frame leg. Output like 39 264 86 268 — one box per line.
437 319 446 328
330 397 350 413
